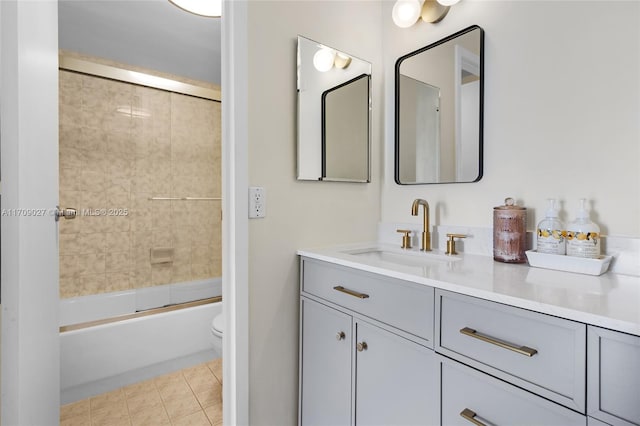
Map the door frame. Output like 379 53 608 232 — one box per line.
1 0 61 423
221 0 250 424
1 0 250 424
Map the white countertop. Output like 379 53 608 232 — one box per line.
298 243 640 336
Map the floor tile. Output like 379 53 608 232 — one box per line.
61 399 90 420
129 406 171 426
61 413 91 426
158 379 194 401
186 371 217 394
126 388 164 413
90 388 126 411
60 358 222 426
194 384 221 408
123 379 157 398
172 410 212 426
163 393 202 420
207 359 222 384
203 402 222 425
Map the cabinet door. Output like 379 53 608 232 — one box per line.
355 320 437 426
587 326 640 426
300 298 352 426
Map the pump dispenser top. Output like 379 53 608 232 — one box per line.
546 199 559 218
575 199 590 220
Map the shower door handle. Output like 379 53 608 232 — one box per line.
55 207 77 221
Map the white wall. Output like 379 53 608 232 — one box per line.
245 1 383 424
382 1 640 236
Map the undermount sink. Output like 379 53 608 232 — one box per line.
343 247 460 268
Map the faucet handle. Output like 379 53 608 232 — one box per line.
396 229 412 249
445 233 467 255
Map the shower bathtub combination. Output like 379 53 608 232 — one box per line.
60 278 222 404
58 53 223 404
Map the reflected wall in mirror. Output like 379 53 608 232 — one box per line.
395 25 484 184
297 36 371 182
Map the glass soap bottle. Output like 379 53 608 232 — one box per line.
536 199 565 255
493 197 527 263
566 199 601 258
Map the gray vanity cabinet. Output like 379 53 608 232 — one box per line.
299 258 438 426
299 256 640 426
587 326 640 426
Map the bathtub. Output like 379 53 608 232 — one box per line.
60 278 222 404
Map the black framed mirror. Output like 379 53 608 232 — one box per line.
395 25 484 184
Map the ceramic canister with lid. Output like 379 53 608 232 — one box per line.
493 197 527 263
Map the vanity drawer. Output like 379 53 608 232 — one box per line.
440 356 586 426
301 258 434 342
436 289 586 412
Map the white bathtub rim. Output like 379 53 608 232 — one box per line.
60 277 222 326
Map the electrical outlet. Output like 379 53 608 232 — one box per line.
249 186 266 218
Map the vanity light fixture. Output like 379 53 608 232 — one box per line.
169 0 221 17
392 0 460 27
334 52 352 69
313 48 352 72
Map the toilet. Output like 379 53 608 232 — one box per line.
211 313 224 357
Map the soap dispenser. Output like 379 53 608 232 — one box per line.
536 199 565 255
566 199 601 258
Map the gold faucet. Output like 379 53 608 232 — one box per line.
411 199 431 251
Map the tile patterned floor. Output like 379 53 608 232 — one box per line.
61 358 223 426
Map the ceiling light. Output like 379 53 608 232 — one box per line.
392 0 422 28
169 0 221 18
437 0 460 5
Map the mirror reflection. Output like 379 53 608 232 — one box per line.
395 26 484 184
297 36 371 182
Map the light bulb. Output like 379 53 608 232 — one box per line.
392 0 422 28
169 0 221 17
313 48 336 72
436 0 460 6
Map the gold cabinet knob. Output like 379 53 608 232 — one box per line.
336 331 346 341
446 233 467 255
396 229 412 249
356 341 368 352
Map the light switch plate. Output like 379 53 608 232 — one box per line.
249 186 266 218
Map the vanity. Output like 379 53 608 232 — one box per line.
297 244 640 426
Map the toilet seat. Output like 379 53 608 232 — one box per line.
211 313 224 338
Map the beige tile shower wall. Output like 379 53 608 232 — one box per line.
59 68 221 299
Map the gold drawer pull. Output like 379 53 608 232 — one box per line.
333 286 369 299
460 408 487 426
460 327 538 357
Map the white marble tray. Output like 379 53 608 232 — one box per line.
525 250 612 276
